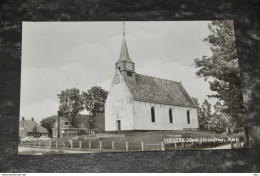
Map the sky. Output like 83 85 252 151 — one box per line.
20 21 217 123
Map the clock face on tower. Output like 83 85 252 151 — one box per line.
126 63 132 70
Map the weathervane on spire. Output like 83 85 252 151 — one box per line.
123 21 125 37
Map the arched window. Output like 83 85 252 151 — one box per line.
187 110 190 124
151 107 155 122
169 109 173 123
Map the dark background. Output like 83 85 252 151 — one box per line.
0 0 259 173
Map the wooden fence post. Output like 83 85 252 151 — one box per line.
34 141 36 147
45 141 47 148
99 141 102 150
89 141 91 150
63 141 65 149
182 142 184 147
126 141 128 151
141 141 144 151
161 141 165 151
174 142 177 149
79 141 82 149
112 141 114 150
236 137 241 148
56 141 58 148
70 141 73 149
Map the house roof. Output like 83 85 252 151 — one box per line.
123 73 197 108
116 38 134 64
19 120 49 133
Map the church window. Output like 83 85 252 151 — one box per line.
169 109 173 123
187 110 190 124
151 107 155 122
127 71 132 77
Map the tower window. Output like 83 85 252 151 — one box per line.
127 71 132 77
151 107 155 122
169 109 173 123
187 110 190 124
118 67 121 70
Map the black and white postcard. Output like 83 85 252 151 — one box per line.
18 21 249 155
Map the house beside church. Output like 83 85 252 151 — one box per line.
105 31 199 133
52 113 105 138
19 117 49 138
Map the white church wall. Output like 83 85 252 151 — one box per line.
132 101 199 130
105 73 134 131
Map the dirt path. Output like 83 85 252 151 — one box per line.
204 144 231 150
18 146 95 154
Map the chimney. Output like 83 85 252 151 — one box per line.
31 117 34 122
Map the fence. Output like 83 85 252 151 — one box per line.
19 140 165 152
19 135 245 152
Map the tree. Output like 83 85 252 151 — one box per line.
194 21 245 128
197 99 229 133
32 125 38 137
40 115 56 137
210 101 230 133
199 99 212 130
57 88 84 133
194 21 248 145
82 86 108 131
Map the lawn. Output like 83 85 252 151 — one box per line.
19 149 66 155
20 130 242 152
59 130 229 151
44 130 242 152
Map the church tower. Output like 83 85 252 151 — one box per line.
115 22 136 82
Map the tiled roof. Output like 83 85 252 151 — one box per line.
116 38 134 64
19 120 49 133
124 73 197 108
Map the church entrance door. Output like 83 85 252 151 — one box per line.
116 120 121 133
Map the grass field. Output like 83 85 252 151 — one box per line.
19 130 243 153
51 130 227 143
47 130 230 151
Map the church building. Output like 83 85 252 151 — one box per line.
105 27 199 132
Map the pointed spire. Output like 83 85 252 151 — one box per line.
119 38 130 60
116 22 134 63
